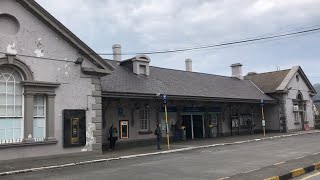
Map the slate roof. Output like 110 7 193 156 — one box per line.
101 60 274 102
245 69 291 93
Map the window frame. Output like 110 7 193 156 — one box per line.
33 95 47 140
139 109 149 131
0 66 24 142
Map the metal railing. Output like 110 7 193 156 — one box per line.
0 137 46 144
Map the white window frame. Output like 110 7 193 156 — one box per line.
0 67 24 143
33 95 46 140
139 109 149 131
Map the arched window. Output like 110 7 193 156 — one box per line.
0 66 23 142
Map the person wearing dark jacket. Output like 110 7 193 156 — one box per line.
154 123 162 150
108 123 118 150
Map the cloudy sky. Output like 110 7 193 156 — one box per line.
36 0 320 84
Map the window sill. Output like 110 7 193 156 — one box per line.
138 131 153 135
0 139 58 149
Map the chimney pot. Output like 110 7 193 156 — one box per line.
230 63 243 80
185 59 192 72
112 44 121 61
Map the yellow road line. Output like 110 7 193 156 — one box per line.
264 176 280 180
300 172 320 180
291 168 305 178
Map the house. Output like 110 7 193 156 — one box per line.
0 0 113 161
100 45 276 148
245 67 317 132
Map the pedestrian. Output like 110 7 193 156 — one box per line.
108 123 118 150
246 118 252 135
154 123 162 150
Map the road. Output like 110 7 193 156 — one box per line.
4 133 320 180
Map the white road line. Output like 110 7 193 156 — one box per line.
0 131 319 177
294 156 305 160
300 172 320 180
244 168 260 173
274 162 285 165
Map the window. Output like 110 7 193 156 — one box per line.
296 75 300 82
0 66 23 142
139 65 147 75
139 109 149 131
33 95 46 140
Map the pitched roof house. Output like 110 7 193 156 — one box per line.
245 66 317 132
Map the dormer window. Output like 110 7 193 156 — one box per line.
139 65 147 75
120 55 151 76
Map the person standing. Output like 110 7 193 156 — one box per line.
154 123 162 150
108 123 118 150
246 118 253 135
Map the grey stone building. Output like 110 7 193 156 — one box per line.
100 46 276 148
0 0 113 160
246 67 317 132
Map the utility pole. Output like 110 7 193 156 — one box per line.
162 94 170 149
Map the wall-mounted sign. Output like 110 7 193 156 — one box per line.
208 107 222 113
293 105 299 111
183 107 206 112
160 107 177 112
63 110 86 148
118 107 124 117
119 120 129 139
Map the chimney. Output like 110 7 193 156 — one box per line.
112 44 121 61
230 63 243 80
185 59 192 72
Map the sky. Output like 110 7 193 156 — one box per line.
35 0 320 84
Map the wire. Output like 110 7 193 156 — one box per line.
97 26 320 56
0 25 320 61
0 51 74 63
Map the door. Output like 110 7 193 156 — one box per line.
182 115 192 139
192 115 204 139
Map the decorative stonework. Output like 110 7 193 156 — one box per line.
90 77 103 151
81 123 96 151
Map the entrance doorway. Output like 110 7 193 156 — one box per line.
181 114 204 139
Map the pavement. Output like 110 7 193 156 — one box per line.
0 130 320 179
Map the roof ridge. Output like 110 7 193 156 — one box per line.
104 59 241 80
246 68 291 76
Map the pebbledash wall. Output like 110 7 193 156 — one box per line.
0 0 105 160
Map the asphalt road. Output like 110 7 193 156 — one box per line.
4 133 320 180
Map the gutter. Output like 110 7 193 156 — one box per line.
102 92 277 104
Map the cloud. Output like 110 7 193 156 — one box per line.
36 0 320 83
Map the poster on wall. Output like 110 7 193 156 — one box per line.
63 110 86 148
120 120 129 139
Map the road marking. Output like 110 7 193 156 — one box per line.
244 168 260 173
217 177 229 180
274 162 285 165
294 156 305 160
300 172 320 180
